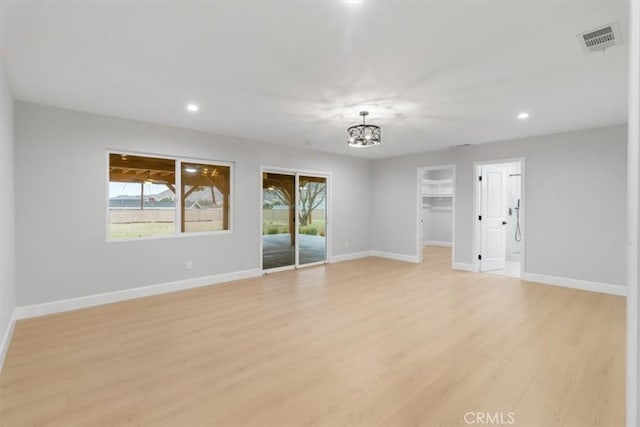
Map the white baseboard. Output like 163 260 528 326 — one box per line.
424 241 452 247
330 251 373 263
452 262 476 272
15 268 263 320
522 272 627 297
371 250 420 264
0 310 16 373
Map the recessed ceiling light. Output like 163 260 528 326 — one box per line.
184 167 197 174
517 112 529 120
186 103 199 113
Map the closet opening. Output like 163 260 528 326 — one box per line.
417 165 455 268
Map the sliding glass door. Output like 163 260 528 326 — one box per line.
298 175 327 265
262 172 296 270
262 171 328 271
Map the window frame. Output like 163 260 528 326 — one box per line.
106 150 234 243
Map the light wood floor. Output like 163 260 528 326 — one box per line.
0 247 625 426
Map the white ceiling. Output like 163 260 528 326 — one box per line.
1 0 629 159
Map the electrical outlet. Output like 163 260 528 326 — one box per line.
185 260 193 271
344 241 350 249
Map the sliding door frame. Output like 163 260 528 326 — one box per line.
260 166 332 272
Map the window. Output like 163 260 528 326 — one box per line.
109 153 176 239
181 162 231 233
108 153 231 240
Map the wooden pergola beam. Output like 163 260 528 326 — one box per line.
109 170 176 185
109 153 175 172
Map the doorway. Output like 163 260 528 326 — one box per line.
417 165 455 266
474 159 524 278
261 169 329 272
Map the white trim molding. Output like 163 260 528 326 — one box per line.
424 240 452 247
371 250 420 264
522 272 627 297
330 251 373 263
629 0 640 423
15 269 262 320
0 310 16 373
452 262 475 272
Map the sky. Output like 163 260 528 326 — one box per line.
109 182 168 198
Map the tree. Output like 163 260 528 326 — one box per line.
264 187 291 209
298 182 326 226
263 181 325 226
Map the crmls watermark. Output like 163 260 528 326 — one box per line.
463 412 516 425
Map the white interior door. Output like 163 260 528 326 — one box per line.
480 165 507 271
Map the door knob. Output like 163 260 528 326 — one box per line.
502 221 507 225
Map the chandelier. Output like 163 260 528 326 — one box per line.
347 111 381 148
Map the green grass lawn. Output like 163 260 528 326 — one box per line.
262 219 326 236
110 219 325 239
110 221 224 239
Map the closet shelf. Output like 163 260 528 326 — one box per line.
422 178 453 184
422 178 453 198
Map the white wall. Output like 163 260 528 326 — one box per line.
14 102 371 306
503 162 522 261
423 202 453 245
0 43 16 359
372 125 628 286
11 101 630 308
484 161 522 261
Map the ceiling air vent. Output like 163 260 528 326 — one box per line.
578 22 622 53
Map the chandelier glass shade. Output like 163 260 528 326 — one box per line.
347 111 381 148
